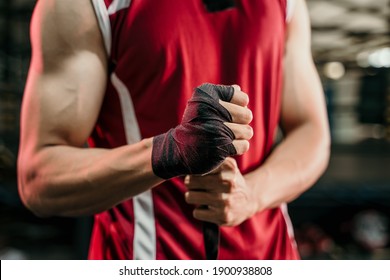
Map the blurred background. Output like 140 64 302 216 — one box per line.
0 0 389 260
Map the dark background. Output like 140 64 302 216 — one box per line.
1 0 389 260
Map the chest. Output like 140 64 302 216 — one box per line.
111 0 286 63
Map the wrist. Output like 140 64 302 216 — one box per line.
142 137 154 149
151 84 237 180
244 168 272 213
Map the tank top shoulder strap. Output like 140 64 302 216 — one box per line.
286 0 295 23
91 0 133 55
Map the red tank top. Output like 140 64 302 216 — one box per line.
88 0 299 260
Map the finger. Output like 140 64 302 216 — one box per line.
196 83 235 102
220 100 253 124
185 175 231 192
224 123 254 140
185 157 238 184
232 140 250 155
193 207 220 224
193 208 214 223
185 191 226 207
208 157 238 175
196 157 237 177
231 85 249 107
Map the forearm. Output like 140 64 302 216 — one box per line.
18 138 162 217
245 122 330 212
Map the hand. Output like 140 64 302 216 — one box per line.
184 157 259 226
152 83 253 179
219 84 253 155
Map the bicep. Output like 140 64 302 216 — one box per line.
281 0 328 133
21 0 107 151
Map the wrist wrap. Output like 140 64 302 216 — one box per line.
152 83 236 179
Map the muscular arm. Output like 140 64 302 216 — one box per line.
18 0 252 218
18 0 162 217
245 0 331 210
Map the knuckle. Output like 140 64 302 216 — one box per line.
225 156 235 165
224 157 237 171
235 141 249 154
221 208 229 224
231 176 238 190
243 93 249 106
224 196 232 208
225 180 234 192
245 125 254 139
221 177 234 193
245 109 253 123
239 109 252 124
232 84 241 92
224 173 238 187
234 143 244 155
222 207 233 224
249 126 254 138
243 140 250 153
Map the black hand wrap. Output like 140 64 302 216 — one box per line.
152 83 236 179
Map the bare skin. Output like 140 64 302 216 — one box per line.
185 0 331 226
17 0 253 217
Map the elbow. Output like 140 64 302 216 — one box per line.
316 124 331 176
19 192 52 219
18 169 53 218
18 167 96 218
322 123 331 163
19 185 52 218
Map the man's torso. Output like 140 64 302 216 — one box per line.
88 0 299 260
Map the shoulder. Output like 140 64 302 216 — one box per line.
286 0 296 23
32 0 100 49
31 0 104 70
285 0 311 49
